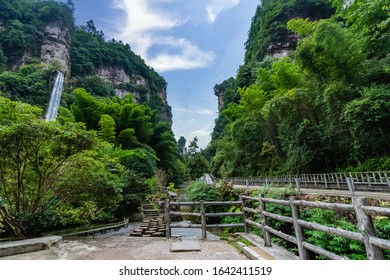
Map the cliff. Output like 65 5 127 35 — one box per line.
0 1 172 123
40 23 71 76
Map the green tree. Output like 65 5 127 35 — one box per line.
186 137 209 179
177 136 186 155
0 120 96 238
98 114 116 144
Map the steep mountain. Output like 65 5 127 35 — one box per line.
208 0 390 177
0 0 186 239
0 0 172 123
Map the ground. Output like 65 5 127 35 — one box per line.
0 223 247 260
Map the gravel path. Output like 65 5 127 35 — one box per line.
1 224 247 260
70 236 247 260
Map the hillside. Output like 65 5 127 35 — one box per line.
0 0 171 122
207 0 390 177
0 0 186 239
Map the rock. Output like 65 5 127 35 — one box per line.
40 23 71 76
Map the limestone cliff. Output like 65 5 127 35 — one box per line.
40 23 71 76
96 66 171 123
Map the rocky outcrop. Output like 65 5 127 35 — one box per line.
266 34 298 59
97 66 145 102
96 66 172 123
40 23 71 76
214 88 224 111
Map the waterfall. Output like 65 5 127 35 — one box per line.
45 71 64 121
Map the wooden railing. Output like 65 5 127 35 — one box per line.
165 196 390 260
222 171 390 193
164 200 244 240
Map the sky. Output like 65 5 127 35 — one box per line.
70 0 260 148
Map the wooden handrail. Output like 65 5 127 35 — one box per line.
165 194 390 260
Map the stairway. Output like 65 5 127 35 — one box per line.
130 203 166 237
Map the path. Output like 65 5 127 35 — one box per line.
0 224 246 260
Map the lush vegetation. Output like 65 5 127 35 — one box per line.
207 0 390 177
0 0 185 239
186 181 390 260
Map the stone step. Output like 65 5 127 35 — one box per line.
142 204 155 210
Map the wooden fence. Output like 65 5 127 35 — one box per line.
222 171 390 194
165 196 390 260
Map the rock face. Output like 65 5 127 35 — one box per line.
96 66 142 102
97 66 172 123
266 34 298 59
214 88 224 111
40 23 71 76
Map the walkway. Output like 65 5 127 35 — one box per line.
0 224 246 260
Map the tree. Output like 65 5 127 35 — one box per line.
177 136 186 155
0 120 96 238
186 137 209 179
98 114 116 144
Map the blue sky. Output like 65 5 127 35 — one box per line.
70 0 260 148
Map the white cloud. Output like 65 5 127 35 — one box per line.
149 38 214 72
113 0 214 72
187 122 214 148
206 0 240 23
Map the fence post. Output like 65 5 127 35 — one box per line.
200 200 207 240
346 177 355 196
164 199 171 238
290 196 309 260
258 194 271 247
265 179 270 189
241 196 249 234
352 197 384 260
295 178 300 192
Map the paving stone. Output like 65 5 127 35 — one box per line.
170 238 201 252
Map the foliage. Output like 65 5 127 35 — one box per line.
187 182 220 202
0 63 53 109
301 208 366 260
208 0 390 177
186 137 209 180
0 0 185 239
0 112 96 237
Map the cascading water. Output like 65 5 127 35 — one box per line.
45 71 64 121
